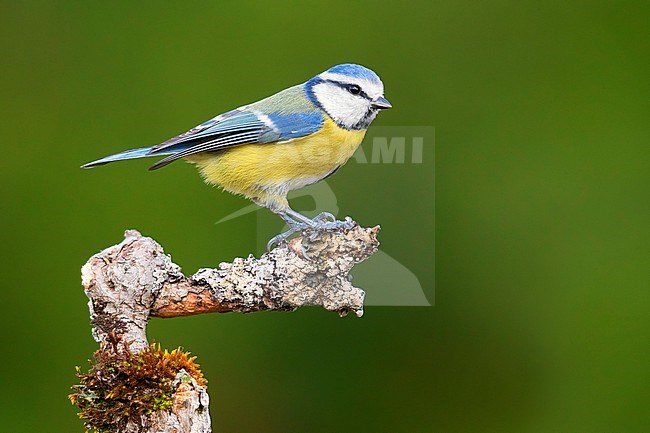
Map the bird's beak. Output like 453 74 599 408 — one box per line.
372 96 392 109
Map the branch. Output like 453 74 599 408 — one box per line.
75 219 379 432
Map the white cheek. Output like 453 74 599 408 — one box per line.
313 84 369 128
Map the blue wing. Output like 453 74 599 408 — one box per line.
82 108 324 170
147 108 324 169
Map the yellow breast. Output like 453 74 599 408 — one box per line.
186 118 366 208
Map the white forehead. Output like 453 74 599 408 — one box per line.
318 71 384 99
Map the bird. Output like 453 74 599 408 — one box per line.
82 63 392 249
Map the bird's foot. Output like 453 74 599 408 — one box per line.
266 222 308 251
267 209 354 252
266 217 355 252
304 216 355 232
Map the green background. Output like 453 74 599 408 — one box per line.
1 1 648 432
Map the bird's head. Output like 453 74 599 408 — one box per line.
305 64 391 130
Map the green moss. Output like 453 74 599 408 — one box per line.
69 340 207 433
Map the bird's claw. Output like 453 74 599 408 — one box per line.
266 222 308 251
312 211 336 224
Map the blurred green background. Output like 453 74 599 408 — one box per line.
1 1 648 432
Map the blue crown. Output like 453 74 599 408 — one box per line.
325 64 381 83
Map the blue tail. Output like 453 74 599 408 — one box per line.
81 147 172 169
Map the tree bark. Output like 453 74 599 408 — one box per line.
77 219 379 432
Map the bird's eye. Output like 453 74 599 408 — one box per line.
347 84 361 95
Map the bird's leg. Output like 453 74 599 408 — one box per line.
278 211 303 228
283 208 318 227
266 210 309 251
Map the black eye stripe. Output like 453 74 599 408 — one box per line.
325 79 372 100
